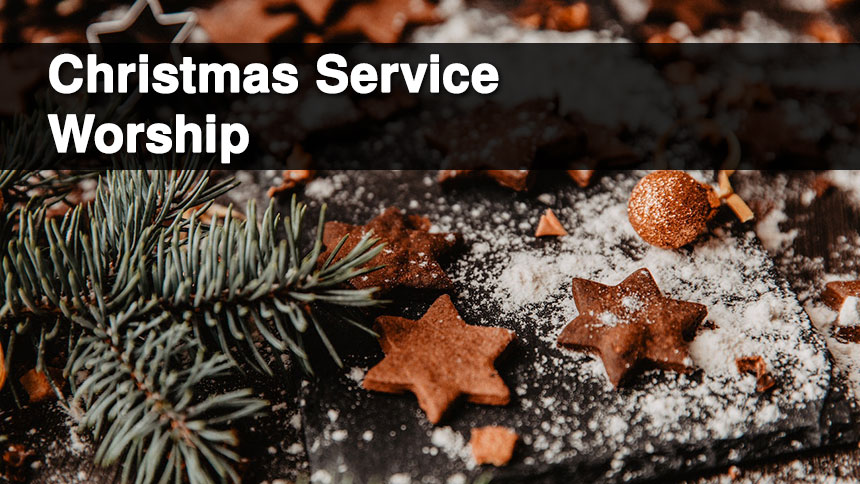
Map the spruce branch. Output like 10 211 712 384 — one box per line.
135 195 386 373
1 169 267 484
1 100 65 171
68 313 266 484
1 166 387 483
0 100 104 256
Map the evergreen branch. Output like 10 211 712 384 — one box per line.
142 196 385 373
1 100 65 171
0 101 102 258
68 312 267 484
0 167 386 483
1 169 268 484
0 97 100 206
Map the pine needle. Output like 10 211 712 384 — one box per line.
0 165 386 484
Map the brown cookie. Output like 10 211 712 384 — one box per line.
822 280 860 311
557 268 708 387
196 0 298 43
470 426 518 466
834 326 860 343
268 170 314 197
325 0 439 43
320 207 460 292
823 280 860 342
535 209 568 237
363 295 515 424
805 18 852 43
267 146 315 197
567 169 595 188
18 368 63 403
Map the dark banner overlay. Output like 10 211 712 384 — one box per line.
1 43 859 170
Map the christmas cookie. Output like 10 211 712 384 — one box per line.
321 207 461 292
363 295 515 423
557 268 708 386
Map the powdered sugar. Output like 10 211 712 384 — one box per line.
301 170 833 481
595 311 621 327
429 427 471 465
734 172 860 405
461 174 824 398
411 0 805 44
410 0 623 43
838 297 860 327
737 174 799 252
497 252 568 311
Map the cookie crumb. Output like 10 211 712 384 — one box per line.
728 465 742 479
470 426 518 466
535 209 568 237
19 369 61 403
736 356 776 393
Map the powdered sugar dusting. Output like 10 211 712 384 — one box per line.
301 170 833 481
443 172 827 469
838 297 860 327
735 172 860 404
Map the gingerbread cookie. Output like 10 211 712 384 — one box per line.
363 295 515 423
557 268 708 386
321 207 460 292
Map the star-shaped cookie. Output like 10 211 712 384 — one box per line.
363 295 515 423
196 0 298 43
320 207 460 292
557 268 707 387
325 0 439 43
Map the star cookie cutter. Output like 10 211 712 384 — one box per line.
86 0 197 45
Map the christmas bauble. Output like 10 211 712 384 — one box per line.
628 171 718 249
